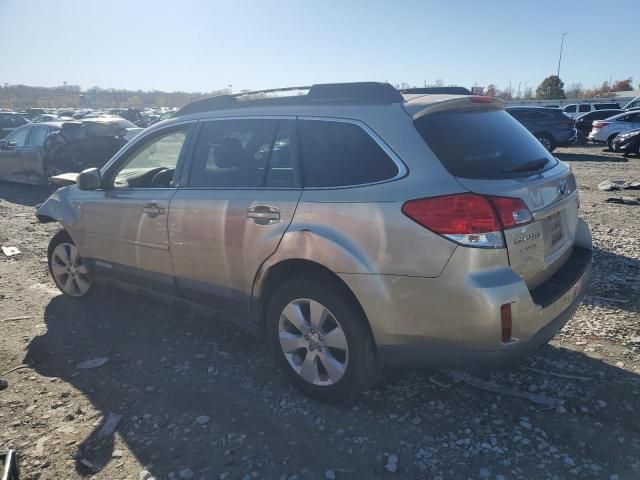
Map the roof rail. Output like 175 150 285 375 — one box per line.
401 87 472 95
173 82 403 117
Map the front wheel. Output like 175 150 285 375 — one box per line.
607 134 618 151
48 231 93 297
265 275 379 402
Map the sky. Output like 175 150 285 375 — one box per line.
1 0 638 94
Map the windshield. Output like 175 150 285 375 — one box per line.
414 109 557 179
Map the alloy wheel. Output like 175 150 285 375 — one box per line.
278 298 349 386
50 243 91 297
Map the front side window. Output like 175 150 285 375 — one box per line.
27 126 49 146
188 118 299 188
5 126 30 147
564 105 576 113
112 127 189 188
298 120 398 187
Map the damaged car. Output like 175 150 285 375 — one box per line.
37 82 592 402
0 117 141 189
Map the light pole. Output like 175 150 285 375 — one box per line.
557 33 568 78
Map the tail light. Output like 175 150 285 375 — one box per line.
592 121 610 129
401 193 532 248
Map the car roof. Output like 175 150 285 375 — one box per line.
608 111 636 120
506 106 558 110
28 122 63 129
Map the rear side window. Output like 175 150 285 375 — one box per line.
299 120 398 187
415 109 557 179
564 105 576 113
578 105 591 112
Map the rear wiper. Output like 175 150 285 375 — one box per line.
502 158 550 174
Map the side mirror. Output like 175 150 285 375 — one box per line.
77 168 102 190
0 140 16 150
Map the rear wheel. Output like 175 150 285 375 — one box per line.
536 134 556 152
48 231 93 297
265 274 379 402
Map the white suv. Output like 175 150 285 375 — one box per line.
562 102 621 119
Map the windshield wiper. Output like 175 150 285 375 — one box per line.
502 158 549 174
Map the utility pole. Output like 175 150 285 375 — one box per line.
557 33 567 78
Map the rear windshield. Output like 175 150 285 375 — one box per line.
414 109 557 179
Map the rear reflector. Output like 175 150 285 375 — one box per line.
501 303 512 343
402 193 532 248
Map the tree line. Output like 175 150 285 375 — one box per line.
485 76 636 101
0 84 228 109
1 76 637 110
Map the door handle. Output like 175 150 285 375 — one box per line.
247 205 280 225
142 203 165 217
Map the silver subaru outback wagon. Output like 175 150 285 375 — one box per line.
37 82 592 402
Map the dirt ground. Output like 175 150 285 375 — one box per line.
1 144 639 480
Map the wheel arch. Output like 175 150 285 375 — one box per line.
253 258 373 338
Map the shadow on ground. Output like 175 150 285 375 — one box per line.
555 152 629 163
583 247 640 315
24 287 640 479
0 181 50 207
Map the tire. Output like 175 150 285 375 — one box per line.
47 230 93 298
265 274 379 402
635 142 640 157
576 131 588 146
536 134 556 152
607 134 618 152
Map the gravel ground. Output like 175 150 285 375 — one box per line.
0 144 639 480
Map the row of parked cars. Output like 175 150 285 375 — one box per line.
0 115 143 189
504 96 640 156
0 106 177 138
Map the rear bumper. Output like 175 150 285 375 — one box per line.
341 220 592 371
556 129 578 147
377 247 591 370
588 131 607 142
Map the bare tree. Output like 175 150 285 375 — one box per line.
565 82 583 99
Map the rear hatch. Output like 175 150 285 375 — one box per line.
413 104 579 289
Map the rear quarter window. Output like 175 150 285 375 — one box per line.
415 109 557 179
299 120 399 187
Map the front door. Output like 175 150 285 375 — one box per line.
169 118 302 316
0 126 31 182
81 124 193 292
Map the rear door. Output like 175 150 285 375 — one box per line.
414 108 578 289
169 117 302 317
